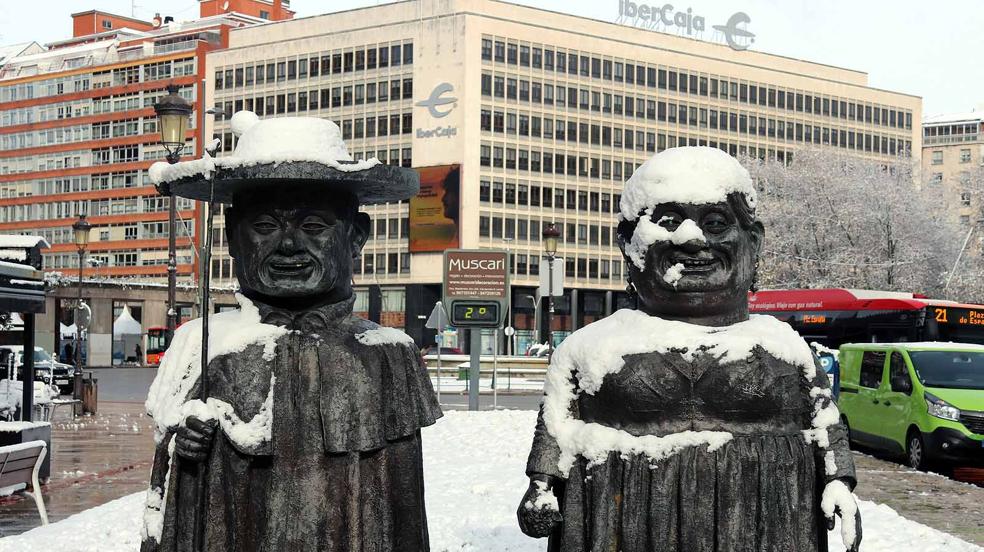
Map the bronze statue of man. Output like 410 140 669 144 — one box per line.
141 113 442 551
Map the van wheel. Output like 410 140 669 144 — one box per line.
906 431 927 471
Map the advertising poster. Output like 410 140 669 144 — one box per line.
409 164 460 252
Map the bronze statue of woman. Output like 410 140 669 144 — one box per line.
518 147 861 552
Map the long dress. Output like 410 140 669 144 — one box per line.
142 296 443 552
526 315 856 552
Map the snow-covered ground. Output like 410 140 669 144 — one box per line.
2 410 980 552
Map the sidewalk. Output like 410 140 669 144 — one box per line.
0 402 155 537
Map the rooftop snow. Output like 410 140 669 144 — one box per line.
619 147 755 221
0 235 49 249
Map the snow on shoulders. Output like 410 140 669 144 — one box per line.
541 310 814 473
355 325 415 347
619 146 755 221
145 293 288 442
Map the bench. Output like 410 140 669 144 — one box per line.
0 440 48 525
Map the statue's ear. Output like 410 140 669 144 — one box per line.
349 212 371 258
750 220 765 255
615 219 635 258
225 206 240 259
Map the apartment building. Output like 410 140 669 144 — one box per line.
922 111 984 228
0 0 293 281
207 0 921 349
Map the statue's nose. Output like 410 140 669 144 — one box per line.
678 239 706 254
278 229 300 253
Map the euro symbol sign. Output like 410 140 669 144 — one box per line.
713 12 755 51
416 83 458 118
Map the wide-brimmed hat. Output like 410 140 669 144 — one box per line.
148 111 419 205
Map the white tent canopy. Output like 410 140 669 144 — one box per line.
113 306 142 336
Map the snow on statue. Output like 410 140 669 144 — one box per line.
141 113 441 551
518 147 862 552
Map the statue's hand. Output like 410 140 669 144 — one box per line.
821 479 862 552
175 416 218 463
517 475 563 538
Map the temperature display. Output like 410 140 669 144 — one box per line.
451 302 500 326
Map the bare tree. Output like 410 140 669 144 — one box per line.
743 149 962 298
943 161 984 302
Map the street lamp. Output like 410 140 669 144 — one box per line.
71 214 91 404
154 83 193 349
542 223 561 357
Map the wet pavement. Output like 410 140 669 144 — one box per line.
0 402 155 537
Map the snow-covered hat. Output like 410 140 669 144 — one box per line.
149 111 419 205
619 147 755 221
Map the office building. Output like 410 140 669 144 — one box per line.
922 111 984 228
210 0 924 349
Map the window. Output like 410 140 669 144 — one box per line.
889 353 911 394
859 351 886 389
960 149 972 163
961 192 972 206
932 151 943 165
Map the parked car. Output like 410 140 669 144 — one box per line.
0 345 75 395
422 346 463 357
838 342 984 470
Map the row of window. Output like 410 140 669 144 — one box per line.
44 250 193 270
481 105 911 157
0 57 196 104
0 195 193 223
481 72 913 139
215 42 414 90
480 37 912 131
0 85 194 129
479 215 620 248
480 180 621 215
0 140 179 175
930 149 975 165
216 77 413 118
352 252 412 276
479 139 792 180
0 170 150 199
0 117 156 151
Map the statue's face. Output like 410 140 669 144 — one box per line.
619 200 762 318
226 188 369 301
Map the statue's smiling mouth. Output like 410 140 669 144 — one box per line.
667 255 722 274
269 258 313 274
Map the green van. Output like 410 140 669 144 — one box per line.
838 342 984 470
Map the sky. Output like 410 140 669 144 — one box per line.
0 0 980 117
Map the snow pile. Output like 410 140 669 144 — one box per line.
144 293 288 443
355 327 415 346
524 480 559 512
822 479 859 548
0 380 58 418
3 411 982 552
0 249 26 261
0 235 48 249
624 215 706 270
619 147 755 221
149 113 380 185
542 310 815 473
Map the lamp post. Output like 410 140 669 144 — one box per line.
542 223 561 358
72 214 91 406
154 84 193 349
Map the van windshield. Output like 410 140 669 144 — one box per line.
909 351 984 390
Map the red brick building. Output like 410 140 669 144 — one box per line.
0 0 293 281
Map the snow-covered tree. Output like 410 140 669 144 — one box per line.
743 149 962 298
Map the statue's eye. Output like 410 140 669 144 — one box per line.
300 216 334 233
702 212 731 234
252 220 278 234
656 212 683 230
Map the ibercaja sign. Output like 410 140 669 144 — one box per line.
442 249 509 328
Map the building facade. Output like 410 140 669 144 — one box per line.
922 111 984 228
206 0 921 350
0 1 293 282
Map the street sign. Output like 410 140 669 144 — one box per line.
74 301 91 330
425 301 450 330
538 257 564 298
442 249 509 328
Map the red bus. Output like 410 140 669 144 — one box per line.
749 288 984 348
146 326 167 365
